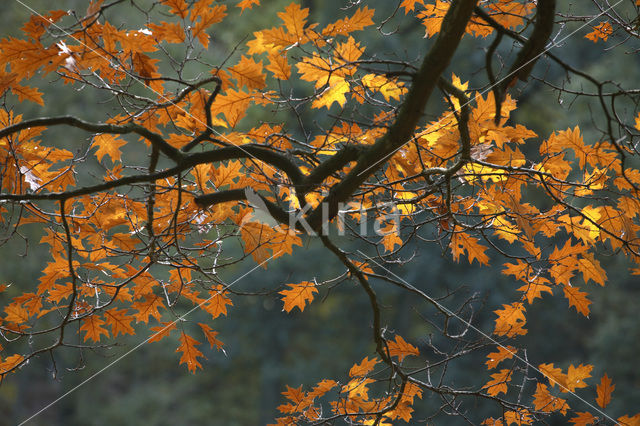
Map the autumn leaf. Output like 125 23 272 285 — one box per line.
148 322 177 343
533 383 568 414
161 0 188 18
539 363 568 390
493 303 527 337
104 308 135 337
192 5 227 48
202 286 233 319
0 354 25 374
585 22 612 42
595 373 614 409
229 55 266 90
311 78 350 110
131 294 164 323
387 335 419 362
486 346 516 369
237 0 259 14
349 356 379 377
450 232 490 266
80 314 110 342
563 284 592 317
483 369 512 396
400 0 425 14
93 134 127 163
176 332 204 373
266 52 291 80
279 281 317 313
147 22 186 44
198 322 224 350
10 84 44 106
565 364 592 392
569 412 596 426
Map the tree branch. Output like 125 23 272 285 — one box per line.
305 0 478 230
0 116 184 163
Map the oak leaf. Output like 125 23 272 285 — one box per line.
279 281 317 313
176 332 204 373
387 335 419 362
595 373 614 409
80 314 110 342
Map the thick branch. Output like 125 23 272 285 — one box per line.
194 188 291 226
502 0 556 87
0 116 183 163
306 0 478 230
184 144 305 186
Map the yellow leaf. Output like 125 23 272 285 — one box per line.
311 78 350 109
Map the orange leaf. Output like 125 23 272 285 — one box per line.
237 0 259 13
10 84 44 106
596 373 615 409
450 232 490 265
146 21 185 44
176 332 204 373
585 21 612 43
0 354 25 374
229 55 266 90
104 308 135 337
202 286 233 319
80 314 110 342
198 322 224 350
565 364 592 392
539 363 568 390
486 345 516 369
349 356 379 377
192 5 227 49
387 335 419 362
160 0 188 18
493 303 527 337
569 412 596 426
563 284 592 317
278 3 309 42
322 6 375 37
483 368 512 396
279 281 317 313
93 134 127 163
148 321 176 343
266 52 291 80
400 0 424 14
533 383 568 414
131 294 164 323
